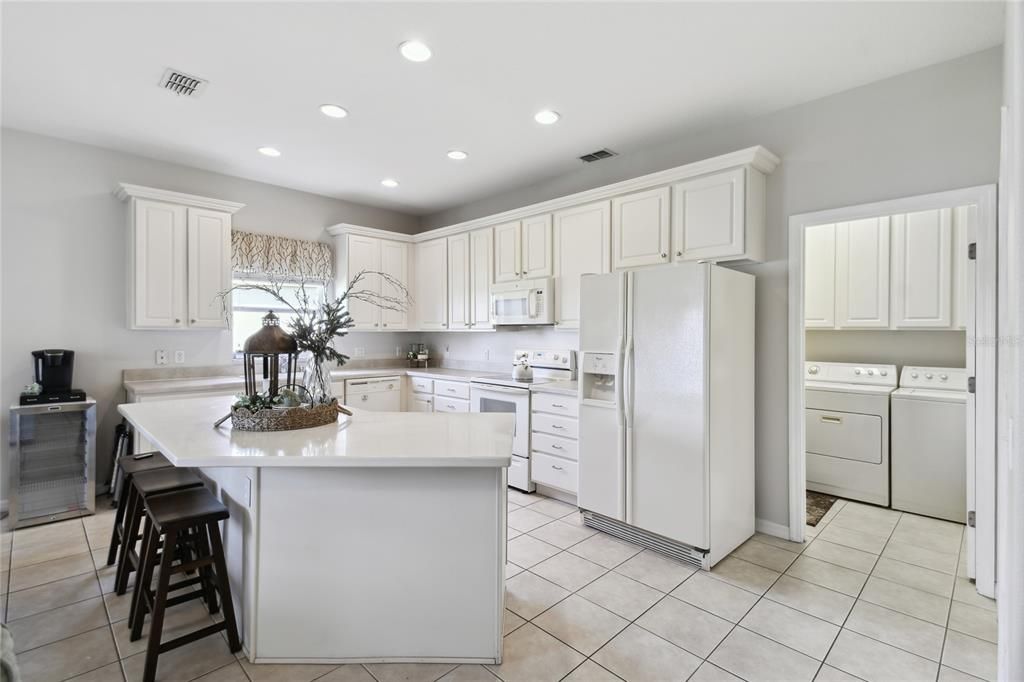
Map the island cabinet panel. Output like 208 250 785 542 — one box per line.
415 238 449 329
835 217 890 328
890 208 953 329
612 186 671 269
255 466 505 663
554 201 611 328
804 223 837 329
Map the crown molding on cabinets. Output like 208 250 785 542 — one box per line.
412 145 780 243
326 223 416 242
116 183 246 214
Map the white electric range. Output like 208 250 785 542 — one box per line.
471 349 576 491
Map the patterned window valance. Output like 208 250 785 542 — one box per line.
231 230 333 282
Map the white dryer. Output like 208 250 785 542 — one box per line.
891 366 968 523
805 361 897 506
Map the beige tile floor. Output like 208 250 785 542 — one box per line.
0 493 998 682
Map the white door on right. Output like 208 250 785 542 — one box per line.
891 208 953 328
835 217 890 328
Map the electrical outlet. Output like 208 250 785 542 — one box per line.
354 347 366 357
155 350 168 366
484 348 491 361
173 350 185 364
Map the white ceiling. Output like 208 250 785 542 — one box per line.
2 2 1004 216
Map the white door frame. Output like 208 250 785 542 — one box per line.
787 184 998 597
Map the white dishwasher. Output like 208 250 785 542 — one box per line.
344 376 401 411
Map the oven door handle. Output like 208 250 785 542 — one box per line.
472 383 529 395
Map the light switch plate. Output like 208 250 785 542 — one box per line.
155 350 168 365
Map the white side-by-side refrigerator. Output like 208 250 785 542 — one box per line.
577 263 755 569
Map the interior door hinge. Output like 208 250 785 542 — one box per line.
968 511 976 528
968 242 977 260
968 377 976 394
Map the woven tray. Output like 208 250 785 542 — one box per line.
231 400 340 432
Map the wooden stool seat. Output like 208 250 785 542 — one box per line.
131 487 241 682
132 468 204 497
146 487 229 529
106 451 173 567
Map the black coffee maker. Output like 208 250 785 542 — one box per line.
22 349 86 404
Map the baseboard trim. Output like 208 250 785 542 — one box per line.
755 517 793 540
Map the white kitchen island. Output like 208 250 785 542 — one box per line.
118 396 511 665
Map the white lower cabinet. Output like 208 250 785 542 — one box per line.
434 397 470 413
891 209 953 328
409 393 434 412
553 201 611 328
531 390 579 494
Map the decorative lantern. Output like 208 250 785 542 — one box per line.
242 311 299 398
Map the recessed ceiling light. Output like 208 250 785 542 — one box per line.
447 150 468 160
319 104 348 119
399 40 432 62
534 109 560 125
258 146 281 157
381 178 399 188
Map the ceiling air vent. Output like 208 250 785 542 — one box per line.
158 68 208 97
578 148 618 163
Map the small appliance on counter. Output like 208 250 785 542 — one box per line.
407 343 430 368
20 349 86 405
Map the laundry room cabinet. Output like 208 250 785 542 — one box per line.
118 184 243 331
553 201 611 328
835 217 890 328
804 223 837 328
890 208 953 328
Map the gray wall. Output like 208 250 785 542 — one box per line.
0 129 419 485
421 48 1003 528
806 331 966 372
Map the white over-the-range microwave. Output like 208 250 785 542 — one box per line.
490 277 555 326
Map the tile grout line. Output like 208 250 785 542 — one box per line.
934 524 967 681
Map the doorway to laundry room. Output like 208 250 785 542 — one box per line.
788 186 997 601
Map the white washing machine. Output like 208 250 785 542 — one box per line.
891 366 968 523
805 361 897 506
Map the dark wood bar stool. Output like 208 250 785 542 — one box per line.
131 487 241 682
114 466 205 595
105 451 173 567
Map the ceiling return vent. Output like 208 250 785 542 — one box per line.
158 68 208 97
578 148 618 163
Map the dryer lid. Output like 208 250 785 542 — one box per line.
892 387 967 403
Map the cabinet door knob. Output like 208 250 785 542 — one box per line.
190 318 196 324
374 323 379 327
676 251 683 257
661 253 667 259
382 323 387 327
442 323 447 327
175 318 181 323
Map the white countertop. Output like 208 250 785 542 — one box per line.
530 380 579 397
119 396 514 468
124 367 509 398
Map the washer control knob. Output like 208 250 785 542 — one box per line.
940 373 948 381
880 370 888 376
911 371 919 379
866 368 875 376
925 372 934 380
854 368 862 375
808 365 820 375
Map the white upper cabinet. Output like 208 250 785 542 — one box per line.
804 224 836 329
835 217 890 328
612 187 671 269
493 221 522 283
186 208 232 329
521 214 554 278
119 185 243 331
132 199 188 329
493 216 552 282
554 201 611 328
470 228 493 330
415 238 449 330
447 233 471 330
671 167 765 263
337 234 410 330
345 235 382 330
891 209 953 329
379 240 409 330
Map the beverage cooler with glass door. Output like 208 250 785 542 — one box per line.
8 399 96 528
